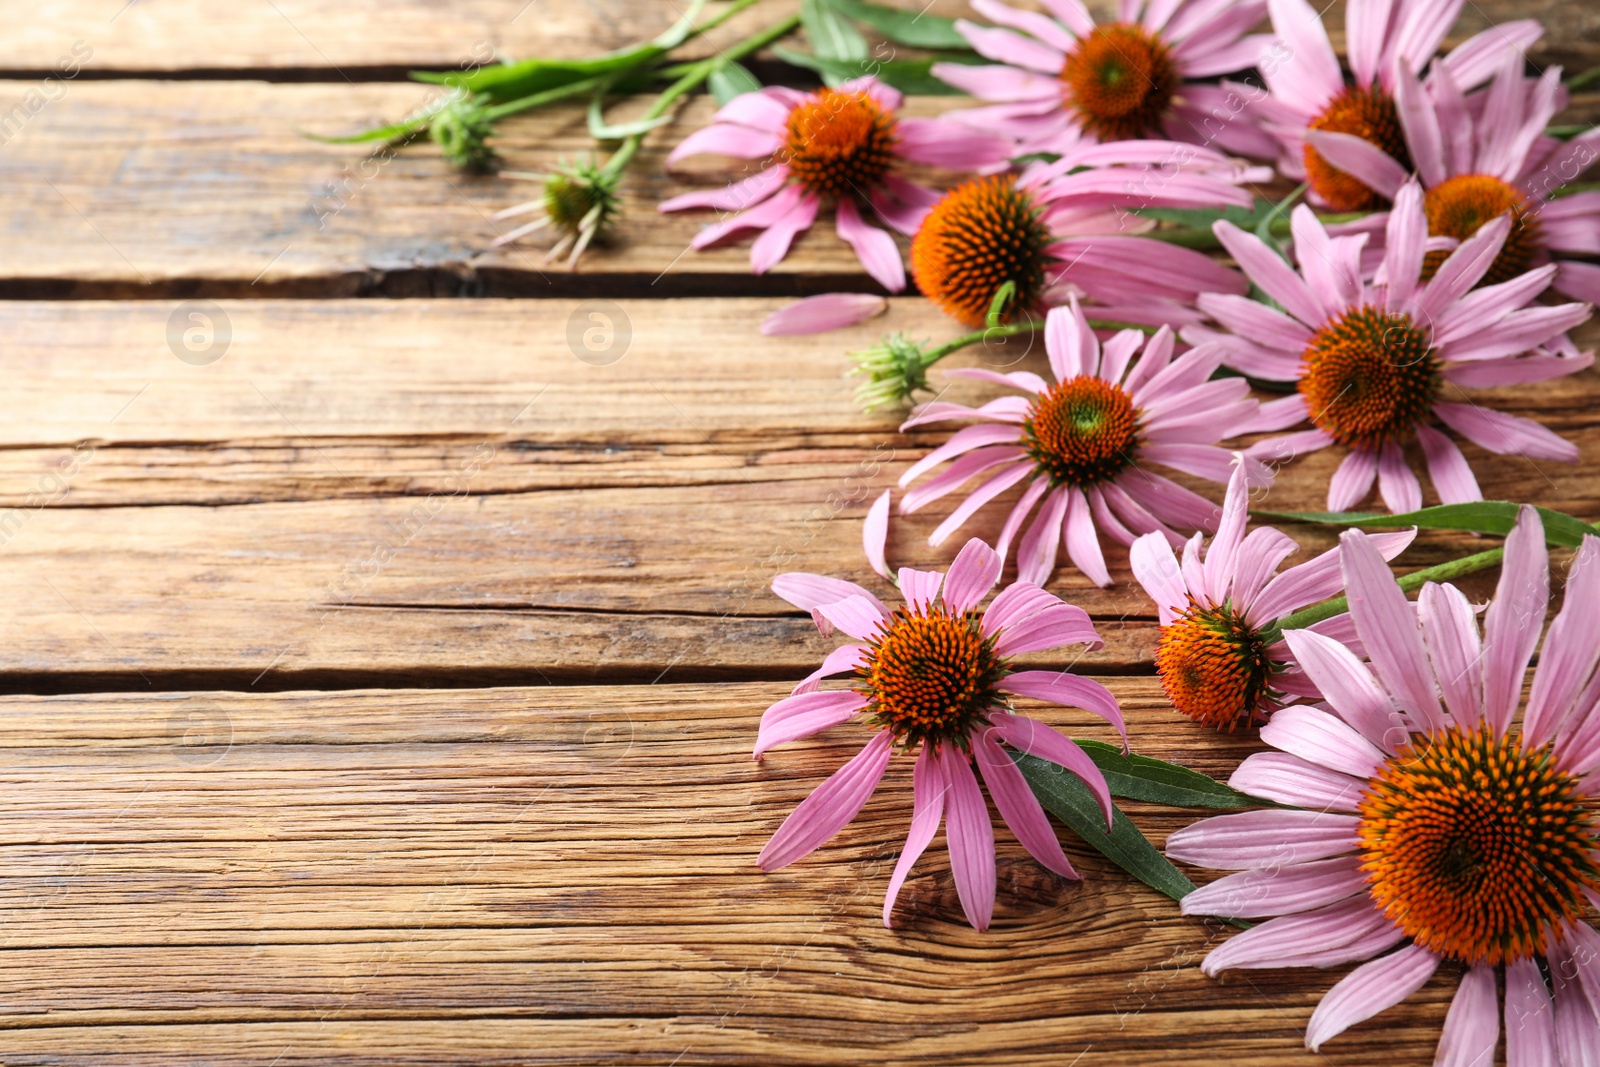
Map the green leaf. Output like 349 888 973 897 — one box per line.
415 52 662 103
774 46 979 94
802 0 870 65
1015 752 1197 904
827 0 970 49
1256 502 1598 549
303 119 428 145
709 61 763 105
1074 739 1261 810
1134 201 1276 229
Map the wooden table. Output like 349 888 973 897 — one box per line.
2 3 1595 1064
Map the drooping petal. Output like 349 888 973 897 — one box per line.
939 745 997 931
987 712 1114 831
1304 945 1441 1051
997 671 1126 748
974 728 1078 878
757 732 894 870
816 595 890 643
1130 531 1189 624
1434 964 1500 1067
755 689 870 758
864 489 892 580
772 572 890 622
883 745 946 927
834 198 905 293
1062 488 1112 588
1416 424 1482 504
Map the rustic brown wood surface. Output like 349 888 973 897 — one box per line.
0 1 1596 1064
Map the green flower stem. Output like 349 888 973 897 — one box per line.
1567 66 1600 92
915 315 1159 373
483 75 610 121
1275 547 1506 631
600 12 801 178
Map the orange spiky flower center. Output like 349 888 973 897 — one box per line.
1060 23 1178 141
1298 305 1439 451
1154 599 1275 731
1422 174 1543 287
1023 376 1140 487
1358 725 1600 966
783 89 899 198
910 174 1055 328
855 605 1008 748
1304 85 1412 212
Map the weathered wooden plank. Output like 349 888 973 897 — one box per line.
0 298 1589 685
3 0 1591 75
4 83 1594 298
0 680 1450 1065
0 0 816 73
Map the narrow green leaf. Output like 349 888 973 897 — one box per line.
1015 752 1197 904
1074 739 1261 809
802 0 870 64
303 119 427 145
415 52 663 102
827 0 970 49
709 61 762 105
1256 502 1598 549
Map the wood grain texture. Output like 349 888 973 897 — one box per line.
5 82 1594 298
0 679 1455 1065
4 0 1593 73
0 298 1590 687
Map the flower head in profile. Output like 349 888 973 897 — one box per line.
910 140 1256 329
659 78 1013 292
933 0 1275 160
1251 0 1542 211
899 300 1266 588
1186 184 1593 513
1131 458 1414 731
1339 52 1600 304
1170 507 1600 1060
492 158 623 267
757 492 1124 931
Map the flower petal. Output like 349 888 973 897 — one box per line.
974 727 1077 878
1434 963 1500 1067
760 292 887 336
1482 506 1549 737
1165 808 1360 870
1180 855 1366 919
757 732 894 870
1304 944 1442 1051
939 745 997 930
816 595 890 643
943 539 1003 614
883 745 946 927
864 489 892 581
834 198 905 293
997 671 1126 748
987 712 1114 831
755 689 870 757
1340 528 1446 733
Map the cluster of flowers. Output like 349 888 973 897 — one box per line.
650 0 1600 1059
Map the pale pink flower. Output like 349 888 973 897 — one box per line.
933 0 1275 160
1340 51 1600 303
899 299 1267 589
758 492 1123 931
1130 457 1414 730
1249 0 1543 212
1170 507 1600 1059
911 142 1257 330
1185 185 1593 513
659 77 1012 292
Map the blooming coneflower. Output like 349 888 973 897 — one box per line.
1251 0 1542 211
759 493 1123 931
932 0 1276 160
1185 184 1593 513
659 77 1012 292
899 300 1265 588
492 158 624 266
1170 509 1600 1059
1342 54 1600 303
910 140 1256 329
1131 458 1414 731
